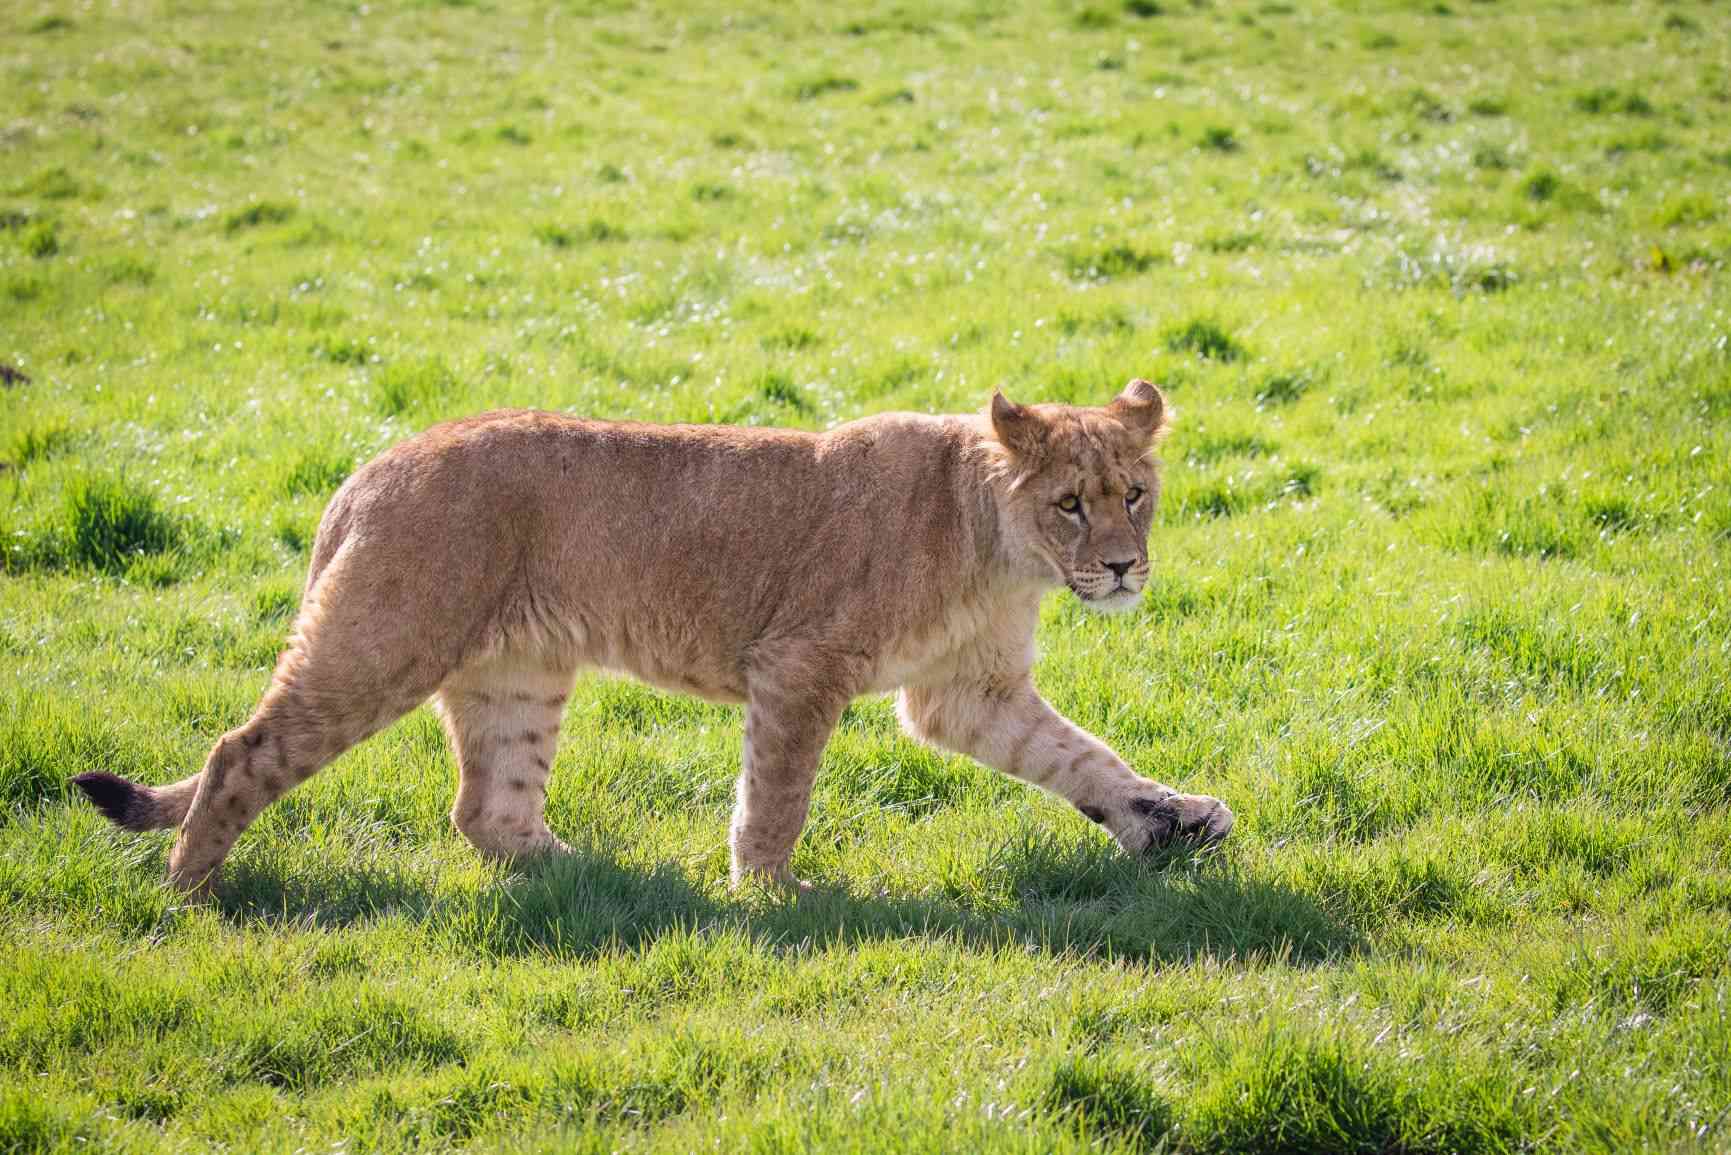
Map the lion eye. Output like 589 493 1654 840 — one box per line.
1125 486 1145 505
1057 495 1081 514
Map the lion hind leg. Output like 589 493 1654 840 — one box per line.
163 552 465 894
437 656 574 860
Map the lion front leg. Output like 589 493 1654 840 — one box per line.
729 675 847 891
897 678 1233 854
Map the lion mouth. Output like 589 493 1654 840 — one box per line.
1069 580 1141 613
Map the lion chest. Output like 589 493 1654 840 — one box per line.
860 584 1040 694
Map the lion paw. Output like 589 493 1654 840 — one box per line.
1112 790 1234 855
730 863 813 897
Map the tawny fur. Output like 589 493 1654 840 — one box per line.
72 380 1233 894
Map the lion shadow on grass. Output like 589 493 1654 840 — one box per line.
214 835 1359 967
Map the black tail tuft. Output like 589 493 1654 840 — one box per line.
72 771 155 832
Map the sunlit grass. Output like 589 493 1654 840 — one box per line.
2 0 1728 1150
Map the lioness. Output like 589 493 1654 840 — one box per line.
73 380 1233 893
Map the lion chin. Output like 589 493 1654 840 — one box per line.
1074 586 1142 615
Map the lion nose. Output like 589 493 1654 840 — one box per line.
1105 559 1134 579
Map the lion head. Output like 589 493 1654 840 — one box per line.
986 379 1169 613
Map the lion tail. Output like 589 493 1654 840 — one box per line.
71 771 199 832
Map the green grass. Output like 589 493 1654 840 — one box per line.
3 0 1730 1151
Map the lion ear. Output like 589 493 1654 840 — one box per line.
989 390 1046 457
1108 378 1169 442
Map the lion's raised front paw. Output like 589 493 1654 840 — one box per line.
1114 791 1234 854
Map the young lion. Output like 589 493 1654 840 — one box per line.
73 379 1233 893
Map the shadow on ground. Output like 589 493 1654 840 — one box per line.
215 835 1358 967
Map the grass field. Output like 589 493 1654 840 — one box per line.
3 0 1730 1150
